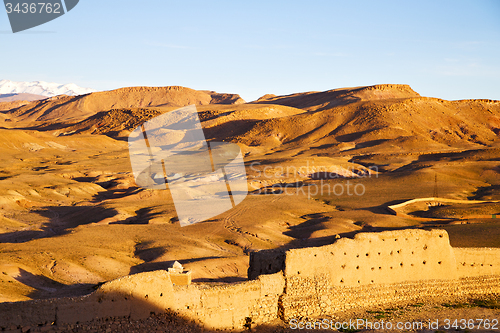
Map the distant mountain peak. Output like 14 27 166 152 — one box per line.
0 79 96 97
252 84 421 111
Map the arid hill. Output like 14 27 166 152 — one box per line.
219 85 500 154
48 104 307 139
0 93 46 103
232 96 500 153
0 86 245 124
0 100 30 112
0 93 49 113
10 84 498 155
253 84 421 111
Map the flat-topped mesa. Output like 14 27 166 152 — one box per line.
451 98 500 104
363 83 419 93
87 86 245 106
347 83 421 101
102 86 188 94
0 93 47 103
252 84 421 111
95 86 198 94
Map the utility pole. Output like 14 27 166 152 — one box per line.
433 173 438 198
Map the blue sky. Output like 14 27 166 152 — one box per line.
1 0 499 102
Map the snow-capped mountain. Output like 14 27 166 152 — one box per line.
0 79 97 97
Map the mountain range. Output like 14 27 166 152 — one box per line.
1 83 497 154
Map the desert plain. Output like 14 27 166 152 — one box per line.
0 84 499 331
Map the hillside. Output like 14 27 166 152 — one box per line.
231 96 500 153
0 93 47 103
0 100 32 112
209 85 500 155
253 84 421 111
0 86 245 124
48 104 306 138
6 84 497 155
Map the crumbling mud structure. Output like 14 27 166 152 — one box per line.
1 229 499 330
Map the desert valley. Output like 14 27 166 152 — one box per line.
0 83 499 331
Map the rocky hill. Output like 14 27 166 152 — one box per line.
0 86 245 124
3 84 498 154
0 93 47 103
253 84 421 111
229 85 500 153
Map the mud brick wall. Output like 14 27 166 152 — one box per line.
281 275 500 321
171 272 285 329
283 229 458 286
257 229 500 321
454 247 500 277
1 229 500 331
248 249 285 280
0 270 175 329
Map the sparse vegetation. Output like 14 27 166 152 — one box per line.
411 302 425 308
472 298 500 309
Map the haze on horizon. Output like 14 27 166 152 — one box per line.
0 0 499 102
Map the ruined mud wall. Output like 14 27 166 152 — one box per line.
0 270 175 329
0 270 285 331
260 229 500 321
282 275 500 320
248 249 285 280
171 272 284 329
283 229 458 286
1 229 500 331
454 247 500 277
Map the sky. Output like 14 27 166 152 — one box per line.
1 0 499 102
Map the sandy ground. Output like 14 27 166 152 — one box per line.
3 298 498 332
0 84 499 329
